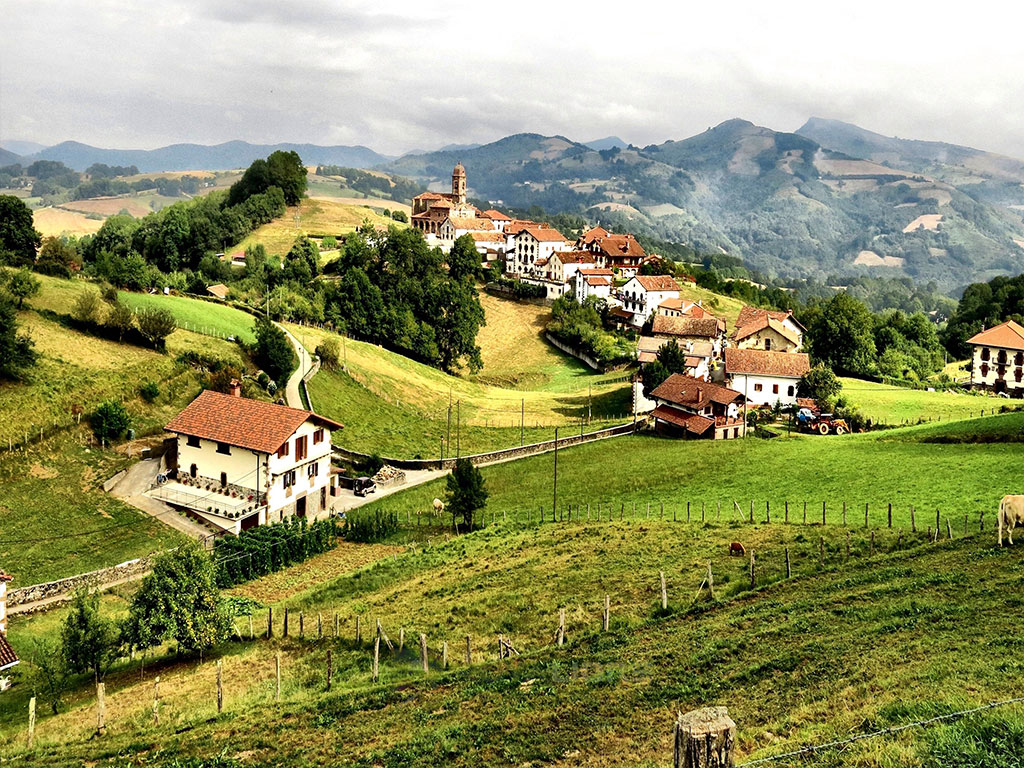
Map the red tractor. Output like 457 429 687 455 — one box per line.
796 408 849 435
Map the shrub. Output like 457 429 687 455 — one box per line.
73 289 104 325
139 381 160 402
316 337 341 370
343 509 399 543
91 400 131 443
214 517 338 587
136 306 176 349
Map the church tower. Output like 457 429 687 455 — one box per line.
452 162 467 204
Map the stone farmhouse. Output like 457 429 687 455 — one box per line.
967 320 1024 396
155 388 343 534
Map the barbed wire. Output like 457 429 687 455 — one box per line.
735 695 1024 766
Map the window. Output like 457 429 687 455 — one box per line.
220 472 227 487
753 383 763 392
981 363 989 377
998 349 1008 365
313 428 324 444
307 462 319 478
772 384 779 395
282 470 296 488
190 463 197 478
787 385 795 397
295 435 308 461
277 441 289 459
1016 353 1024 367
764 338 772 351
981 347 990 361
186 435 201 448
216 442 231 455
1016 368 1023 383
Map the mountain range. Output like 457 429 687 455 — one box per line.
4 120 1024 289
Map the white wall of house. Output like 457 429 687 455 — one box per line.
736 327 799 353
971 345 1024 392
618 278 679 328
513 232 568 275
728 373 799 407
573 274 612 304
177 436 265 493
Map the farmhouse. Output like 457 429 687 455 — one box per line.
732 307 804 352
617 275 680 328
649 374 746 439
155 388 343 534
571 267 614 303
637 336 712 380
0 572 18 679
967 320 1024 396
651 315 726 359
724 348 810 407
511 226 570 276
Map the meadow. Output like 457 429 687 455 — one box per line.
117 290 257 344
839 376 998 425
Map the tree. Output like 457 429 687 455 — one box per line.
6 267 39 309
91 400 131 443
445 458 488 532
122 543 230 654
73 289 104 324
315 337 341 370
29 637 68 714
0 195 41 266
806 293 877 376
447 234 480 283
104 299 135 341
136 306 176 349
391 210 408 223
36 236 80 277
0 294 36 380
798 364 842 404
430 278 485 372
227 151 306 207
253 314 296 385
60 589 121 682
641 340 688 397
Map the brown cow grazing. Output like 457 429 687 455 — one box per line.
998 495 1024 546
729 542 746 557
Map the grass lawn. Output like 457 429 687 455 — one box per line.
839 376 1005 425
6 519 1022 766
357 413 1024 530
117 291 256 344
236 198 400 256
677 282 747 327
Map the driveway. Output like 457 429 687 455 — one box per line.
109 458 215 540
276 322 313 409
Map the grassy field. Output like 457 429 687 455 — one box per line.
355 413 1024 530
236 198 400 256
118 291 256 344
839 376 1002 425
677 282 747 327
4 513 1022 766
31 206 105 237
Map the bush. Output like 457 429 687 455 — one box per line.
139 381 160 402
214 517 338 587
136 306 176 349
315 337 341 370
73 289 104 324
91 400 131 443
342 509 399 543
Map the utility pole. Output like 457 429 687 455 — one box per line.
521 398 525 446
552 426 559 518
456 399 461 458
447 389 452 455
588 384 592 425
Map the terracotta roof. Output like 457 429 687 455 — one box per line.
447 216 495 232
413 192 444 200
736 306 805 332
610 306 633 318
733 315 800 346
469 231 505 242
650 374 742 409
577 267 614 276
481 209 510 220
724 348 811 378
652 405 714 435
652 315 721 338
165 390 343 454
594 233 647 260
632 275 679 292
684 356 702 368
968 320 1024 351
586 276 612 287
552 250 594 264
0 634 18 671
658 297 689 312
206 283 229 300
685 303 717 320
505 219 541 235
579 226 609 245
519 227 568 243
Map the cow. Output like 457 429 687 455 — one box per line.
729 542 746 557
432 498 445 517
998 495 1024 546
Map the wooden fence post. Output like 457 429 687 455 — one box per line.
267 607 273 639
442 641 449 670
911 506 916 533
707 562 715 600
936 508 940 533
603 595 610 631
749 500 754 523
946 519 953 540
803 501 807 524
248 615 254 640
465 635 472 665
328 648 334 689
749 550 755 590
334 612 339 638
558 608 566 646
299 611 304 639
870 530 876 555
216 659 224 713
399 628 405 653
785 547 791 579
964 514 968 537
888 503 892 528
27 696 36 749
372 636 379 683
283 608 289 637
822 500 826 526
660 571 668 611
673 707 735 768
766 501 770 524
318 613 322 640
819 537 825 568
356 616 361 645
275 653 281 702
153 676 159 725
96 682 106 736
419 633 429 674
717 501 721 522
702 501 706 522
842 501 846 526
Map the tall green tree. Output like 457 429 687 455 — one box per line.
227 151 306 207
253 314 296 385
0 195 41 266
6 267 39 308
136 306 176 349
447 234 480 283
60 589 122 682
641 340 689 397
806 293 877 376
430 278 485 372
445 458 488 532
122 543 230 654
91 400 131 443
0 294 35 380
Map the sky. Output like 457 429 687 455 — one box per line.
3 0 1024 158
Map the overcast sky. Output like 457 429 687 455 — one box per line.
3 0 1024 158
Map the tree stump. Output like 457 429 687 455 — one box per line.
673 707 736 767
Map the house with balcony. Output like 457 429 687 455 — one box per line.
616 275 681 329
154 389 343 534
968 320 1024 396
648 373 746 440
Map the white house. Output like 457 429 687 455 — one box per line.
724 348 810 408
733 307 805 352
571 268 614 304
648 374 746 440
967 320 1024 396
156 389 343 534
511 226 569 276
617 275 680 328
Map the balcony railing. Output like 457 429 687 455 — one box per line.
167 471 266 505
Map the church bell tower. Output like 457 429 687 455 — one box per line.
452 162 467 204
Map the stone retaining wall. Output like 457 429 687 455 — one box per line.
9 557 153 609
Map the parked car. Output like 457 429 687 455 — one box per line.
353 477 377 497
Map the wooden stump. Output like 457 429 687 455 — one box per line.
673 707 736 767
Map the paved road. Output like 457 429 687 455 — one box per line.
110 458 214 540
277 322 313 409
327 468 448 517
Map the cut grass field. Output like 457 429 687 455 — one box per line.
5 513 1022 766
839 376 1001 425
31 206 105 237
236 197 400 256
117 291 256 344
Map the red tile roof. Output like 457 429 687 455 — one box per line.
633 275 680 292
165 391 342 454
724 348 811 378
469 231 505 242
578 226 609 245
968 320 1024 351
652 315 721 338
519 227 568 243
447 216 495 231
736 306 805 332
733 314 800 346
552 250 595 264
577 268 614 276
481 209 510 220
652 405 714 435
0 634 18 671
594 233 647 261
586 276 612 287
650 374 742 409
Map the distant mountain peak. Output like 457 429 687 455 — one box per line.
584 136 627 151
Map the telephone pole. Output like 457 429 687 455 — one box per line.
552 426 559 520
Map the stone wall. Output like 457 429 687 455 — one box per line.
8 557 153 611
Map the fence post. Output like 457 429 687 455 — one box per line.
749 550 755 590
399 628 405 653
372 635 379 683
27 696 36 749
803 501 807 524
153 676 160 725
96 682 106 736
785 500 789 524
819 537 825 568
673 707 735 768
785 547 791 578
442 641 449 670
249 615 254 640
267 607 273 639
707 562 715 600
946 519 953 540
870 530 876 555
465 634 472 665
888 503 892 528
356 616 361 645
334 612 339 638
318 613 322 640
766 500 770 524
419 633 429 674
660 571 668 611
284 608 289 637
842 501 846 526
864 503 869 528
749 501 754 523
603 595 610 631
911 506 916 533
936 508 941 533
216 659 224 713
299 611 304 639
558 608 566 646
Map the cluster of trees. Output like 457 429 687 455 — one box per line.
0 269 37 381
321 230 485 372
547 294 635 368
68 285 177 349
29 545 230 715
943 273 1024 358
315 165 424 204
0 161 201 202
214 517 337 587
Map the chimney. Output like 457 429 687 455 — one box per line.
696 386 703 403
0 572 11 635
229 379 242 398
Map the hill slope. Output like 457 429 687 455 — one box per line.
383 122 1024 290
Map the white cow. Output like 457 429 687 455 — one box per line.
432 498 445 517
998 495 1024 546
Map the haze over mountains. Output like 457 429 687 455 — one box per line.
5 119 1024 290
